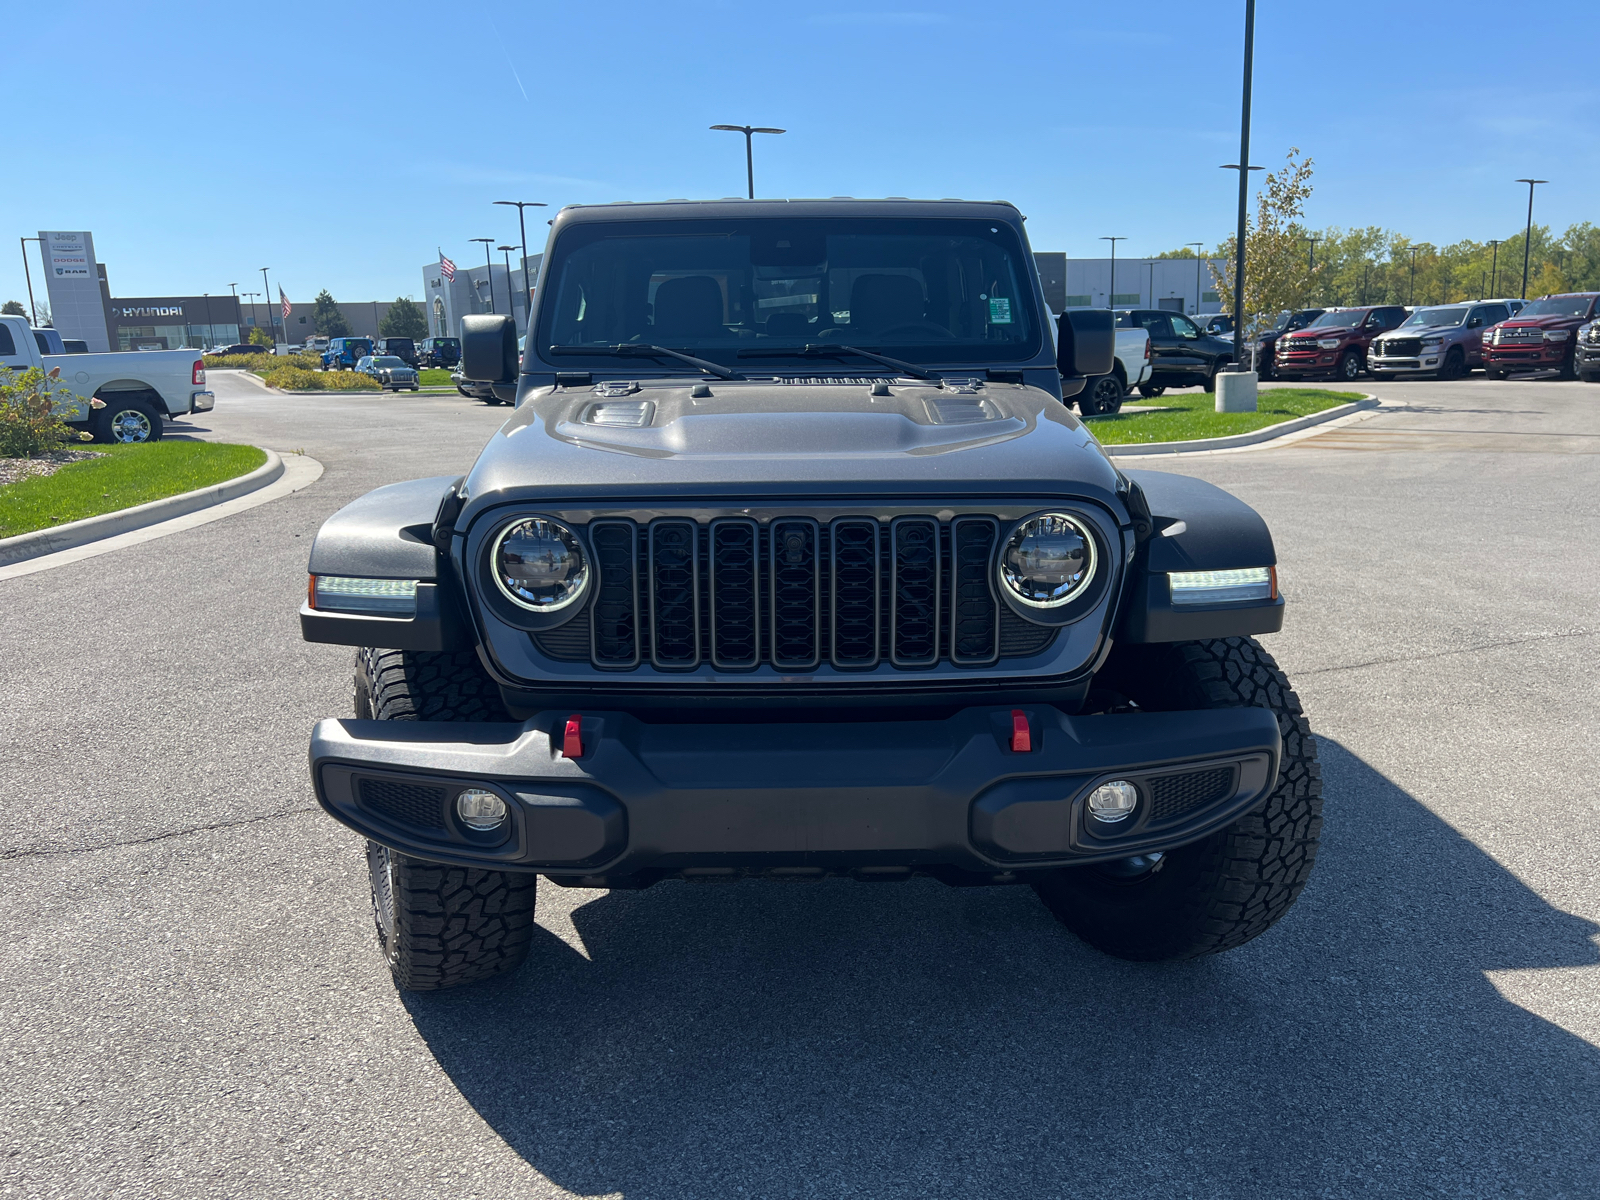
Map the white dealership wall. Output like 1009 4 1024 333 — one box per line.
39 231 112 351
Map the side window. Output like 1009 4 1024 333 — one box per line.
1170 314 1201 339
1382 307 1405 328
1364 312 1384 329
0 325 16 356
1138 313 1172 337
1481 305 1509 324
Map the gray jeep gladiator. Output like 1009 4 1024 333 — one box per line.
300 199 1322 991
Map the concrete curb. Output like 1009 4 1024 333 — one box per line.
0 448 282 567
1103 394 1379 457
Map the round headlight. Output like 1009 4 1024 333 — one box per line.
492 518 588 611
999 513 1096 608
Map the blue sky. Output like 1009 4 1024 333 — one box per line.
3 0 1594 307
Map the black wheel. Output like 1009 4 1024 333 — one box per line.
457 386 472 397
1032 638 1323 961
352 648 536 991
1557 354 1578 381
1079 373 1125 416
1336 351 1362 382
1136 383 1166 400
1486 368 1508 381
1579 372 1600 384
1202 365 1218 393
92 395 164 444
1438 348 1465 380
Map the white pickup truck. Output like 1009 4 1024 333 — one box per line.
0 314 213 443
1051 314 1152 416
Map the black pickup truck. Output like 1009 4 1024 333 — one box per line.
299 199 1322 990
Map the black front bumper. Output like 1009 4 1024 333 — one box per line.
309 705 1281 883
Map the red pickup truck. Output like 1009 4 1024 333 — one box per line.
1481 293 1600 379
1273 305 1408 382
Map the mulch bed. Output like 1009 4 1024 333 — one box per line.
0 449 105 488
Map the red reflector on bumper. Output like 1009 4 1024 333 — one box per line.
1010 710 1031 753
563 715 583 759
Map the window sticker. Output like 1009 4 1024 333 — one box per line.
988 297 1012 324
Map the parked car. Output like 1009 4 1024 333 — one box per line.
30 328 66 355
1197 313 1235 341
304 335 331 356
1071 323 1152 415
1249 309 1326 378
323 337 376 371
299 197 1320 991
1368 301 1512 380
1481 298 1527 317
1115 309 1234 396
1574 319 1600 383
450 363 500 404
417 336 461 368
1274 305 1408 381
208 342 268 357
356 355 421 391
376 337 419 367
60 339 89 354
1480 293 1600 380
0 313 212 443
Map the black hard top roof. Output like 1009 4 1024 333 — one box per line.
551 198 1024 225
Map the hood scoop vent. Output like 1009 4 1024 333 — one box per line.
585 399 655 428
925 396 1000 425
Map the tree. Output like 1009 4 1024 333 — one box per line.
379 296 428 340
247 325 274 347
1210 148 1320 341
311 290 352 338
1 300 26 318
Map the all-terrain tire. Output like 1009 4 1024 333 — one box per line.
1033 637 1323 961
1336 351 1362 382
1136 383 1166 400
353 648 535 990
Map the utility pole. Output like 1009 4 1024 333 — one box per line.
709 125 786 198
1220 0 1260 368
19 237 41 326
259 268 277 346
1515 179 1547 299
1187 242 1205 314
1099 237 1126 309
494 200 549 320
1488 240 1501 297
1406 245 1432 305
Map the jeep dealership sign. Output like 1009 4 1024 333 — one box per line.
39 230 111 352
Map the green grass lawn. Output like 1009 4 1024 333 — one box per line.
1084 388 1363 445
0 442 266 538
419 368 455 387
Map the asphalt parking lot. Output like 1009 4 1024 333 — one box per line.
2 370 1597 1199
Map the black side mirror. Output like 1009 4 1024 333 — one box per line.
460 314 518 382
1056 309 1115 377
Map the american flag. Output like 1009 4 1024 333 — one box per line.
438 251 457 282
279 286 292 319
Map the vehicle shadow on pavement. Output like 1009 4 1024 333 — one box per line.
404 739 1600 1199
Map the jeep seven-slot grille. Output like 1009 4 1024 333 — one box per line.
531 514 1059 672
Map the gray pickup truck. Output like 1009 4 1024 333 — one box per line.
299 199 1321 991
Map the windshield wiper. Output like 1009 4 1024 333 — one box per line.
737 343 937 380
548 344 740 380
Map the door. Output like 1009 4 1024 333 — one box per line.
1132 312 1184 383
0 322 29 373
1467 304 1509 363
1166 312 1210 381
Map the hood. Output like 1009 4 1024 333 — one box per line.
1379 322 1462 337
458 377 1123 521
1500 314 1590 330
1281 327 1351 344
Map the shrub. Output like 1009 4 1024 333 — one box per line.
258 366 380 391
204 352 324 371
0 366 92 458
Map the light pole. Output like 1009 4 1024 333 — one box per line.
1406 244 1432 305
228 282 240 341
710 124 786 198
498 246 520 330
1488 240 1502 296
469 239 495 313
19 237 41 325
1187 242 1205 313
1099 237 1125 309
494 200 548 318
1304 235 1320 273
1515 178 1547 299
242 292 260 339
372 300 380 339
1220 0 1260 369
202 293 215 349
259 267 277 346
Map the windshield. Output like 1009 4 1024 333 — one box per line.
372 356 407 367
1400 306 1469 328
1515 295 1597 319
1309 310 1364 328
536 216 1039 369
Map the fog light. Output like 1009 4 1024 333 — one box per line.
1087 780 1139 823
456 789 507 832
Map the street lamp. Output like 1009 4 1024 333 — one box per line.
1147 260 1156 309
202 293 215 349
1515 178 1547 299
710 124 786 199
259 267 277 346
228 282 240 341
1406 244 1432 305
1487 240 1502 297
372 300 380 339
1099 237 1126 310
494 200 548 318
18 237 41 326
497 246 520 329
1220 0 1261 370
1304 235 1320 273
469 238 495 313
242 292 260 338
1187 242 1205 313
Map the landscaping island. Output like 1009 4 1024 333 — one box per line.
1085 387 1362 445
0 442 267 538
